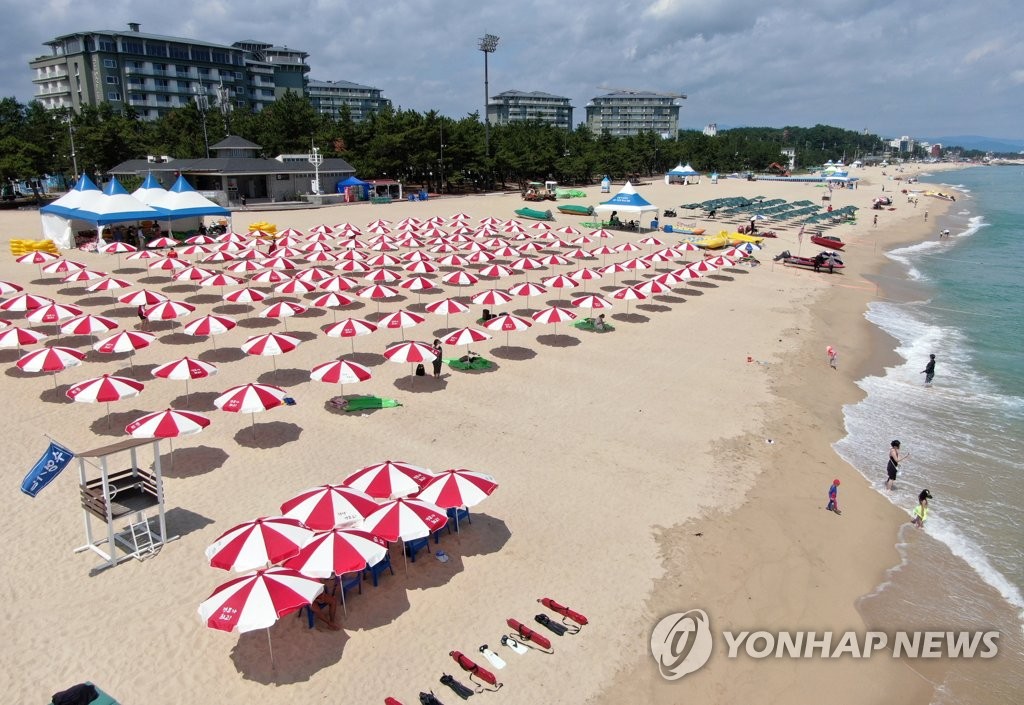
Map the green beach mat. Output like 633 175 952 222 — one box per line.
445 356 494 371
334 395 401 412
573 319 615 332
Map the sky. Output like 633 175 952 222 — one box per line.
5 0 1023 141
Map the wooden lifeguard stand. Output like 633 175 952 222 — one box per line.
74 437 176 570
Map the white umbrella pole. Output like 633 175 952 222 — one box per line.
185 378 191 407
402 539 409 576
340 573 348 617
251 412 257 441
266 627 275 668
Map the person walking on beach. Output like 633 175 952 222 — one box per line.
924 210 928 221
873 214 878 227
886 440 908 491
826 345 838 370
826 479 842 515
911 489 932 528
921 354 936 385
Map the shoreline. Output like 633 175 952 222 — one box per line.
593 168 962 704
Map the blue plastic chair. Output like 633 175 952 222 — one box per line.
365 553 395 587
404 536 431 562
446 506 471 533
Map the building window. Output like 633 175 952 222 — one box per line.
198 67 210 76
103 58 117 69
169 45 190 60
122 40 143 54
107 91 122 101
236 86 245 95
99 39 117 52
193 48 210 62
106 75 119 85
146 43 168 57
211 51 230 64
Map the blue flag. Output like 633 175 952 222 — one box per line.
21 442 75 497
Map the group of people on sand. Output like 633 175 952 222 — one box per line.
823 353 938 528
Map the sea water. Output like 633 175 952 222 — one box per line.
833 166 1024 703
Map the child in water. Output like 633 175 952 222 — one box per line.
911 489 932 528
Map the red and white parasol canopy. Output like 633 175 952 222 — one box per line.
383 340 439 364
214 383 287 414
0 326 47 347
223 287 266 304
16 251 58 265
205 517 315 573
25 302 82 324
415 468 499 509
86 277 132 293
152 356 218 381
571 294 613 310
117 289 168 306
93 329 156 354
41 259 86 275
426 297 470 316
356 284 399 300
242 332 300 357
442 326 492 346
273 278 316 295
280 485 380 531
378 309 425 330
99 241 138 254
198 567 326 633
361 497 448 542
482 313 533 333
471 289 513 307
199 273 244 288
61 269 106 284
183 314 237 337
125 408 211 438
442 270 479 287
311 292 353 308
323 317 377 338
342 460 434 500
283 528 388 578
310 358 372 386
59 314 118 336
532 306 578 325
144 299 196 320
259 301 308 319
17 346 85 372
508 281 547 298
66 374 144 403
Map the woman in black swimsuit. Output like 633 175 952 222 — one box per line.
886 440 908 491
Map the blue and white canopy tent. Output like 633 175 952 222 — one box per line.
593 182 660 230
149 175 230 221
666 163 700 184
41 175 161 249
130 172 169 207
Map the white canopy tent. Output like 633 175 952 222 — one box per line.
594 182 660 230
41 175 161 249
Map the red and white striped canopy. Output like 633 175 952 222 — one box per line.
199 273 244 288
356 284 399 300
26 302 82 324
404 260 439 274
147 256 188 272
318 275 359 293
335 260 370 275
0 280 23 295
223 287 266 304
415 468 499 509
310 358 372 385
0 326 47 347
532 306 578 325
241 332 300 357
198 567 324 633
117 289 168 306
311 292 353 308
125 250 157 261
250 269 289 285
611 285 648 301
225 259 262 274
442 326 492 346
59 314 117 336
152 356 218 381
571 294 613 310
479 264 515 279
93 329 156 354
508 281 547 298
259 301 308 319
17 346 85 373
86 277 131 293
510 257 544 271
144 299 195 320
260 256 299 271
540 274 579 290
61 268 106 284
383 340 439 364
99 241 138 254
66 375 144 401
282 529 388 578
206 516 315 573
280 485 380 531
342 460 434 500
425 297 470 315
215 383 287 413
273 278 316 295
361 498 448 542
125 408 210 438
173 265 216 282
471 289 513 306
16 251 58 265
323 317 377 338
146 236 177 248
482 313 533 333
378 309 425 330
442 270 479 287
635 279 671 295
293 267 332 284
183 314 237 337
41 259 86 274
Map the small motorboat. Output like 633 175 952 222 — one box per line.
810 234 845 250
556 204 594 216
514 207 554 221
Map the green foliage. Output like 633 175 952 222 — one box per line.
0 95 969 188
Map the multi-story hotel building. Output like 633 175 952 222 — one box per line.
585 90 684 138
306 79 391 121
486 90 574 129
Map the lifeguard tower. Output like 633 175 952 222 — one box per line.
74 437 175 570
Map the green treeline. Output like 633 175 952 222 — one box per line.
0 92 938 191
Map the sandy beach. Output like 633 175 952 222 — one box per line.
0 164 965 704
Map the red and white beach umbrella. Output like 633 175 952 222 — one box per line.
26 302 83 325
610 285 647 314
16 346 85 384
471 288 513 307
206 516 314 573
152 356 218 405
147 236 177 248
126 408 211 438
273 278 316 295
198 566 326 648
61 269 106 284
310 358 372 395
311 292 353 321
635 278 671 296
479 264 515 279
183 314 237 348
260 256 299 271
294 267 332 284
242 332 300 358
415 468 499 520
704 255 735 268
259 301 308 330
378 309 425 339
571 294 614 311
16 251 58 266
356 283 399 300
335 260 371 276
343 460 434 500
323 317 377 353
442 269 479 287
148 256 188 274
0 325 47 349
250 269 290 285
282 529 387 612
442 326 492 348
361 497 448 543
86 276 131 294
280 485 379 531
125 249 157 261
383 341 440 375
399 276 434 294
215 382 287 414
66 373 144 423
483 313 532 345
508 281 547 310
42 258 86 275
144 299 195 320
223 287 266 304
173 265 215 283
405 260 439 275
686 259 718 274
225 259 262 274
199 273 244 289
93 331 155 365
532 306 578 333
318 275 359 293
0 281 23 295
59 314 118 337
181 245 214 257
117 289 167 307
541 274 579 292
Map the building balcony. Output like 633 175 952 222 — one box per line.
33 68 69 83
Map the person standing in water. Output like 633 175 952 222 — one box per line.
911 489 933 528
886 440 908 491
921 354 936 385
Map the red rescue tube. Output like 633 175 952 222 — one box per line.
450 650 498 685
506 618 553 650
540 597 589 626
384 699 404 705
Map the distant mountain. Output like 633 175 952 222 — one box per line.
926 135 1024 153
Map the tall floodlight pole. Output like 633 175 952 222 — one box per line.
63 114 78 180
478 33 500 158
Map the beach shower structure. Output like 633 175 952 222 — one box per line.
74 437 176 570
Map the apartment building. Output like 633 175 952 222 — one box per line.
585 90 684 138
487 90 574 129
307 79 391 121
